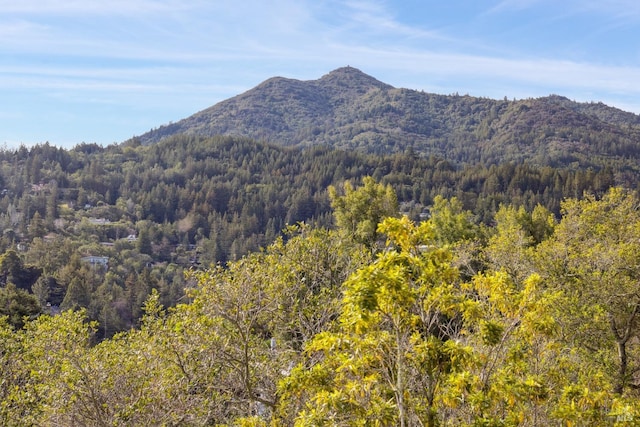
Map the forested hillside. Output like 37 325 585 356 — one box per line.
0 133 623 338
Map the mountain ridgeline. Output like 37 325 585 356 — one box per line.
136 66 640 173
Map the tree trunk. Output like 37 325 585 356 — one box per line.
615 339 627 395
395 329 407 427
609 304 639 395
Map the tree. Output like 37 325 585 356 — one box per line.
136 224 153 255
537 188 640 395
182 260 285 422
0 283 41 328
16 310 97 426
428 195 483 278
45 180 59 228
279 216 473 426
31 276 50 307
483 204 550 284
263 224 371 351
60 277 91 312
44 294 224 426
450 272 573 425
0 249 41 291
428 195 479 246
28 211 47 239
328 176 398 249
24 236 77 277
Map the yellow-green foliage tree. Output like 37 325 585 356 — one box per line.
0 316 31 425
279 216 474 426
538 188 640 398
483 203 555 283
451 272 575 425
329 176 398 249
260 223 372 351
277 214 583 426
16 310 97 426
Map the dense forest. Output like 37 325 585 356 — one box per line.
0 133 623 338
2 177 640 425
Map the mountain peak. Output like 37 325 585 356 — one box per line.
321 66 371 78
317 66 393 91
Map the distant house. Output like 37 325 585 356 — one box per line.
30 183 47 193
89 218 111 225
126 234 137 242
81 256 109 268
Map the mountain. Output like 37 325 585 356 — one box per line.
137 66 393 146
134 66 640 169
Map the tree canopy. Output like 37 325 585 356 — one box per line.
2 180 640 425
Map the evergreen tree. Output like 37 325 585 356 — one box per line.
0 283 41 328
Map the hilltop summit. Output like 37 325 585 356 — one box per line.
136 66 393 146
317 66 393 92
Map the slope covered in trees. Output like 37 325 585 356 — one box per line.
2 181 640 426
0 134 627 337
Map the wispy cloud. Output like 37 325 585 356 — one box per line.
330 44 640 93
341 0 443 40
1 0 640 147
487 0 640 21
2 0 639 99
579 0 640 17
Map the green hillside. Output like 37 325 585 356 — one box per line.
136 67 640 171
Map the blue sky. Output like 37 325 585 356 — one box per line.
1 0 640 148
